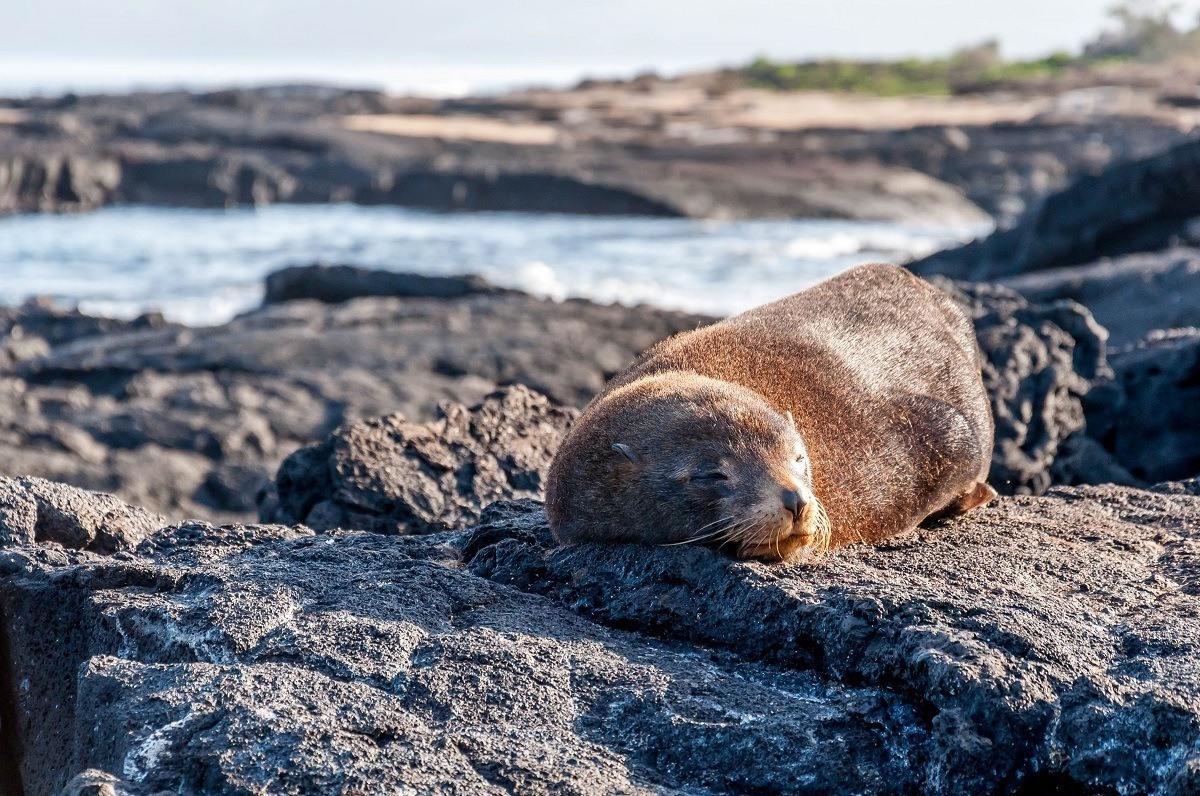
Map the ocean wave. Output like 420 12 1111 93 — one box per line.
0 205 987 323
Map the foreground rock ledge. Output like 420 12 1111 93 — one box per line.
0 477 1198 795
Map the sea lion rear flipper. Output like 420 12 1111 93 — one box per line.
932 480 997 520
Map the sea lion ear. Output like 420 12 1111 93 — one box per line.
785 411 797 431
611 443 640 463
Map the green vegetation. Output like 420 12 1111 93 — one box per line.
742 48 1079 96
742 1 1200 96
744 57 958 96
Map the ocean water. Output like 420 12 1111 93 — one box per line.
0 205 987 326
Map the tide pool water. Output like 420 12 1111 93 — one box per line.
0 204 987 325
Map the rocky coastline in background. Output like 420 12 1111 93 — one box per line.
0 84 1200 794
2 81 1197 224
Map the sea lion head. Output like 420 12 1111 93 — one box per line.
546 372 830 562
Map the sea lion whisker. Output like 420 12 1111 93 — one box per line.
734 518 779 558
805 497 833 559
728 515 772 546
692 514 735 534
720 515 759 541
726 523 766 546
661 515 736 546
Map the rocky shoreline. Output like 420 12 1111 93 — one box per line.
2 82 1196 224
1 90 1200 793
0 245 1195 792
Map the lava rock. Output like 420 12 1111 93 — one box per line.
0 289 705 522
1088 329 1200 484
262 385 577 533
263 264 504 305
0 476 165 552
0 480 1196 794
910 136 1200 280
931 278 1112 495
1002 247 1200 347
0 86 993 222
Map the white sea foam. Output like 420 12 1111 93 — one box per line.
0 205 988 324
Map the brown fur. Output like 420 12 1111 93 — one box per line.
546 263 995 560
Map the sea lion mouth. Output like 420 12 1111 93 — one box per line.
661 494 831 563
734 496 831 563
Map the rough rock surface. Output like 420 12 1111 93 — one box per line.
1089 329 1200 485
909 137 1200 280
0 478 1198 794
0 476 165 552
6 84 1196 222
252 276 1119 542
261 385 577 534
932 278 1113 495
1 263 1179 530
0 286 706 522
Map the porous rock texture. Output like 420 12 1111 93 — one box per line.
253 274 1118 542
1089 329 1200 485
1 262 1176 538
1001 248 1200 347
261 385 577 534
0 476 165 553
931 278 1115 495
0 477 1198 795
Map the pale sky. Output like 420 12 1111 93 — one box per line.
4 0 1200 95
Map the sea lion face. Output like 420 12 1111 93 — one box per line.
547 374 831 562
648 404 827 562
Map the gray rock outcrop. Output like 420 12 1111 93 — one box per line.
1089 329 1200 484
933 279 1112 495
1 87 990 223
263 264 504 305
1002 248 1200 347
0 476 165 552
909 136 1200 280
0 477 1197 794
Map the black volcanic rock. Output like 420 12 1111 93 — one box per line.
1002 248 1200 347
909 136 1200 281
6 84 1194 222
932 278 1114 495
0 291 706 522
253 276 1116 536
1088 329 1200 484
263 264 502 304
261 385 577 534
0 479 1198 794
0 476 165 552
0 269 1158 529
0 87 991 222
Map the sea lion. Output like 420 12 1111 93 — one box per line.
545 263 996 562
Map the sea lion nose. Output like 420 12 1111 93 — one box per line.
781 489 805 519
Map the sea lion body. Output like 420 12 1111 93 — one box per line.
546 263 995 560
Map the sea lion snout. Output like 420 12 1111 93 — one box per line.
781 488 805 520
